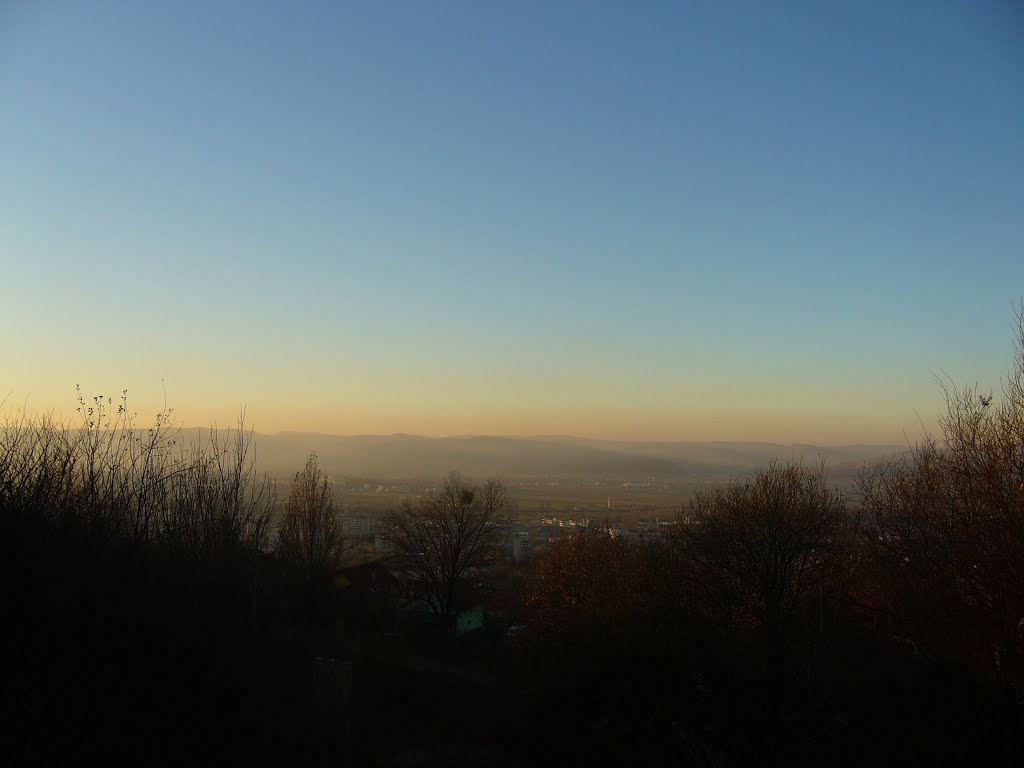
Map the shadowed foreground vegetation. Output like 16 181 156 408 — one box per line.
3 315 1024 766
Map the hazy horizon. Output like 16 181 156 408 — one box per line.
3 393 927 447
137 428 904 487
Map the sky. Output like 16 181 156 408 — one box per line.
2 1 1023 444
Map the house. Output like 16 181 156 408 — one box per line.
401 582 488 638
511 531 532 564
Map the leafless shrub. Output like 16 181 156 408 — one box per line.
859 310 1024 685
0 390 274 560
162 420 275 561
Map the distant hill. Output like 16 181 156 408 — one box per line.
173 429 902 485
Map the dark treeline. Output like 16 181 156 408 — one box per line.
3 315 1024 767
509 316 1024 766
514 461 1021 766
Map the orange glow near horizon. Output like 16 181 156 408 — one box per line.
5 385 936 446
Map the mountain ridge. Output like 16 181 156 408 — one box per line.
188 431 904 483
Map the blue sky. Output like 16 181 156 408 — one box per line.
2 1 1022 442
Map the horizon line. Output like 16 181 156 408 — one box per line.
169 426 907 448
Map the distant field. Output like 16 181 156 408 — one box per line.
328 481 690 525
506 483 687 521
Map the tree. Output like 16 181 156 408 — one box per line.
276 453 342 580
670 460 852 746
524 528 634 642
379 471 513 643
859 309 1024 686
675 461 851 639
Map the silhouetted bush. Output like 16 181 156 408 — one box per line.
0 394 283 766
859 312 1024 687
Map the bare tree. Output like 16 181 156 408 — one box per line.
675 461 851 638
859 309 1024 685
668 461 851 747
379 471 514 643
276 453 342 580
